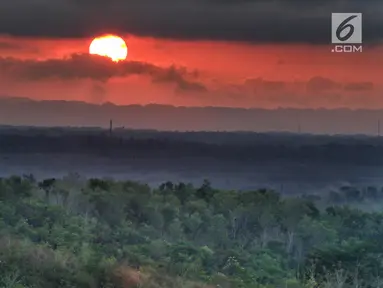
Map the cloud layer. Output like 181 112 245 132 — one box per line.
0 54 206 92
0 0 382 44
0 52 379 108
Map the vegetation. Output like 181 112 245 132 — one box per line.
1 174 383 287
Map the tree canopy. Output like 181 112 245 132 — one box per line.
1 174 383 287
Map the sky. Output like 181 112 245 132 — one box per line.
0 0 382 109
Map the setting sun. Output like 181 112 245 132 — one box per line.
89 35 128 62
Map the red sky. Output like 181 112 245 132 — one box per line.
0 34 382 109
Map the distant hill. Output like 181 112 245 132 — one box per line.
1 97 383 135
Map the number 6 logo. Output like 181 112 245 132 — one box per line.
331 13 362 44
336 15 357 42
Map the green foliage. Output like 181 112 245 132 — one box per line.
1 175 383 287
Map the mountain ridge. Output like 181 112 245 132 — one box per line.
0 96 382 134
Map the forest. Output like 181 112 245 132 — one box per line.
1 174 383 288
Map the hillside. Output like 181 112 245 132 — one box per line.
1 175 383 287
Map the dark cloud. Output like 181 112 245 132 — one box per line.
344 82 374 92
0 53 207 92
306 77 376 94
0 0 381 44
244 78 285 93
152 66 207 92
0 41 39 53
0 42 20 49
242 76 377 101
306 76 341 93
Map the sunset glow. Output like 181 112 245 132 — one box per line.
0 1 382 109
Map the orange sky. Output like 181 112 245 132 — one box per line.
0 34 382 108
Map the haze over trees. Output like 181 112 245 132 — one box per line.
2 126 383 165
2 127 383 193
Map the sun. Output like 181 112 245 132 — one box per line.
89 35 128 62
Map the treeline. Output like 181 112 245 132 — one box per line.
1 131 383 165
2 174 383 287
